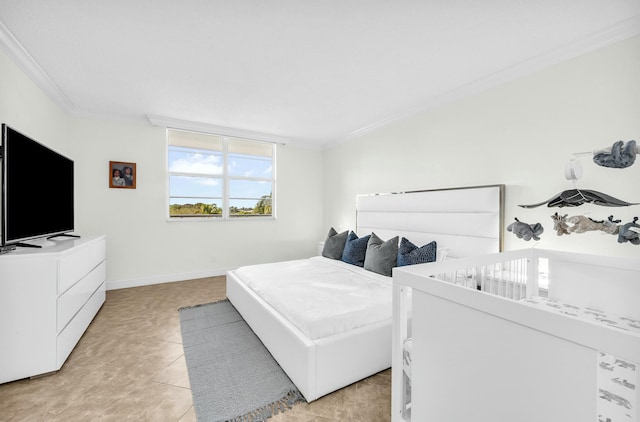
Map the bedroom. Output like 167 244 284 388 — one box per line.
0 2 639 421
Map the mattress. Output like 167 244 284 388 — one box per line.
233 256 392 340
519 296 640 335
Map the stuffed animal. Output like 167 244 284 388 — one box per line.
507 218 544 241
617 217 640 245
605 215 622 233
566 215 619 235
551 213 570 236
593 140 637 168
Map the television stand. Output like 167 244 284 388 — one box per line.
0 235 106 383
13 242 43 249
9 234 81 249
0 244 17 254
47 233 81 240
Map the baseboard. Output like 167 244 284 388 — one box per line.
106 267 234 291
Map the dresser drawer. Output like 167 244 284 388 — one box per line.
58 237 106 294
57 282 105 368
57 261 106 332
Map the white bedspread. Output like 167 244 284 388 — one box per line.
233 256 392 340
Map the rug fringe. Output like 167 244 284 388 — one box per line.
178 298 228 312
226 389 306 422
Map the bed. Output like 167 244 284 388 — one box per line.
392 248 640 422
226 184 504 401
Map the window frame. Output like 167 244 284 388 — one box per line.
167 129 276 221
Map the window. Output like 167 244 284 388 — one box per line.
168 129 275 219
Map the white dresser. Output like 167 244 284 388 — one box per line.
0 235 106 383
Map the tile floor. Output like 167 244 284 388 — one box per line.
0 276 391 421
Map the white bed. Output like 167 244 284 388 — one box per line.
226 184 504 401
393 248 640 422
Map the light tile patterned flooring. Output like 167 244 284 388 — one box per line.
0 276 391 421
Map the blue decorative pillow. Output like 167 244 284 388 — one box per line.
364 233 399 277
397 237 437 266
341 232 370 267
322 227 349 260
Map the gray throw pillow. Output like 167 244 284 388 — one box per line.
364 233 399 277
322 227 349 260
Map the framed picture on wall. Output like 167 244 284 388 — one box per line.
109 161 136 189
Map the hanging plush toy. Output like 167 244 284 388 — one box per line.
566 215 620 235
617 217 640 245
593 140 637 169
507 218 544 241
551 213 570 236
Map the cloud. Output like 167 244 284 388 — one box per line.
197 178 220 187
170 152 222 174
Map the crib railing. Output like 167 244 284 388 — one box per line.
430 256 539 300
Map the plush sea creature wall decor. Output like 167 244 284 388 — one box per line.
617 217 640 245
519 189 639 208
507 218 544 241
593 140 637 169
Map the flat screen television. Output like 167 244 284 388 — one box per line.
1 124 75 247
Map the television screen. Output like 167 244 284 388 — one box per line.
1 124 74 246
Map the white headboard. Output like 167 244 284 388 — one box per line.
356 185 504 259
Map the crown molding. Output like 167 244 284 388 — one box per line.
345 15 640 143
0 19 75 112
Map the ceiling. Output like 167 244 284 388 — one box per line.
1 1 639 147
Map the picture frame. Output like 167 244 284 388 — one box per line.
109 161 136 189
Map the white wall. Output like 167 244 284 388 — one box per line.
323 35 640 258
0 48 324 289
0 47 71 153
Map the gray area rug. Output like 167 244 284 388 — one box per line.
179 299 305 422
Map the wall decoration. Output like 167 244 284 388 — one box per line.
519 189 638 208
109 161 136 189
593 140 637 169
550 213 640 246
506 218 543 241
521 155 639 208
518 142 640 246
566 215 620 235
551 213 570 236
617 217 640 245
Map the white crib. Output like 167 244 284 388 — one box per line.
392 248 640 422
